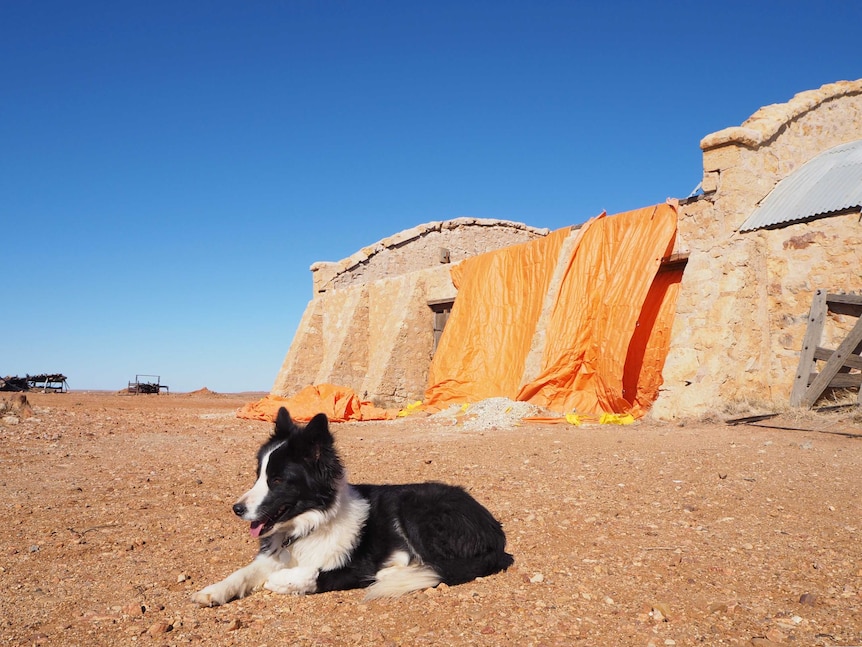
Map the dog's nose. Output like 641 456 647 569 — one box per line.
232 502 246 517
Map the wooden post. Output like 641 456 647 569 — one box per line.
790 289 827 407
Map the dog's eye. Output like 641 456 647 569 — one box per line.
269 476 284 485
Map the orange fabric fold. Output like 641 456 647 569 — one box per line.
237 384 398 423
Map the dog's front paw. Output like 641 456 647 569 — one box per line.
191 584 230 607
264 567 319 595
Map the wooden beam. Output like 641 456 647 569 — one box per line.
827 293 862 317
813 347 862 370
658 252 689 273
826 293 862 306
806 373 862 388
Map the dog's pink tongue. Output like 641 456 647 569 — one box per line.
249 522 264 538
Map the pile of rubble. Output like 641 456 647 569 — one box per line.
1 394 34 424
431 397 549 430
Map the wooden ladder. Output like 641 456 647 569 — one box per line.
790 290 862 408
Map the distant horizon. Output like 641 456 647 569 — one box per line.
11 386 270 397
0 372 273 396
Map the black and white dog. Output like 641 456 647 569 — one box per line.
191 407 511 606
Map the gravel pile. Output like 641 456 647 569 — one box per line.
431 397 550 430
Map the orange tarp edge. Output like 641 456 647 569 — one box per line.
237 384 398 423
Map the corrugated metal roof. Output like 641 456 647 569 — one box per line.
739 139 862 232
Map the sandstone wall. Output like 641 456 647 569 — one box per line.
652 79 862 418
310 218 549 294
274 219 549 406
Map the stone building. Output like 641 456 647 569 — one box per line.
273 79 862 417
272 219 549 407
652 79 862 418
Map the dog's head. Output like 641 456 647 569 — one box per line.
232 408 344 540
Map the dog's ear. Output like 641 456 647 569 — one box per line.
273 409 339 478
301 413 342 481
274 409 334 450
302 413 334 449
273 407 298 440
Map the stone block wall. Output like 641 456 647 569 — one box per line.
274 219 549 406
652 79 862 418
310 218 549 295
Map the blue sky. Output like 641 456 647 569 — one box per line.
2 1 860 393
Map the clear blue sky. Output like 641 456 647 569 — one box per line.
2 1 859 393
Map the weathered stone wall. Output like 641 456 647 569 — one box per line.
310 218 549 295
653 79 862 418
274 220 549 406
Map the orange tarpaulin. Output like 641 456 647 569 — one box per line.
424 202 681 419
237 384 397 423
423 226 572 405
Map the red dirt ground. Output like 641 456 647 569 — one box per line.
1 392 861 646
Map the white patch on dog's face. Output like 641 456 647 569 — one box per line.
235 441 284 520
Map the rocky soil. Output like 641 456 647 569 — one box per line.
1 391 861 646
